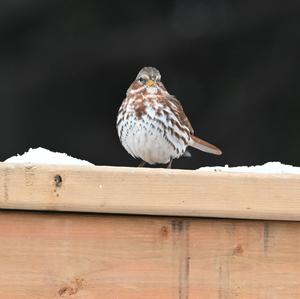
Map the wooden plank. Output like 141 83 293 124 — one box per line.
0 211 300 298
0 163 300 221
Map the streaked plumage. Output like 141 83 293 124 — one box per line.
117 66 221 167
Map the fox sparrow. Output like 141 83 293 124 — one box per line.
117 66 222 168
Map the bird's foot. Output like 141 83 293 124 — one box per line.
138 161 146 167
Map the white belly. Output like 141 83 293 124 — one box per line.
117 108 189 165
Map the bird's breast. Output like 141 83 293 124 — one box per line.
117 97 191 164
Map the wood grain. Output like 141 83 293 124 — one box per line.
0 211 300 298
0 163 300 221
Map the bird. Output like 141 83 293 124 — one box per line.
116 66 222 168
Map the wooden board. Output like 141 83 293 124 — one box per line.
0 163 300 221
0 211 300 298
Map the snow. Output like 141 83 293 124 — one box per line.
4 147 94 166
4 148 300 173
198 162 300 174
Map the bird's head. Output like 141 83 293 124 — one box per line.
135 66 162 94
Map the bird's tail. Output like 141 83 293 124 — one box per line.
189 135 222 155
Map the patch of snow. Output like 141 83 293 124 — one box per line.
198 162 300 174
5 147 94 166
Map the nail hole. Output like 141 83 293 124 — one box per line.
54 175 63 188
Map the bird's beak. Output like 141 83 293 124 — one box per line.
146 79 155 87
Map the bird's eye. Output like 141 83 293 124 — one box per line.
138 77 145 83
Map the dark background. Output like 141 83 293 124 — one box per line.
0 0 299 169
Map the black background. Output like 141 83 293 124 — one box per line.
0 0 299 169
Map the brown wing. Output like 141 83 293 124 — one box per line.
167 95 222 155
167 95 194 134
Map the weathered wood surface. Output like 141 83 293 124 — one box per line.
0 211 300 299
0 163 300 221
